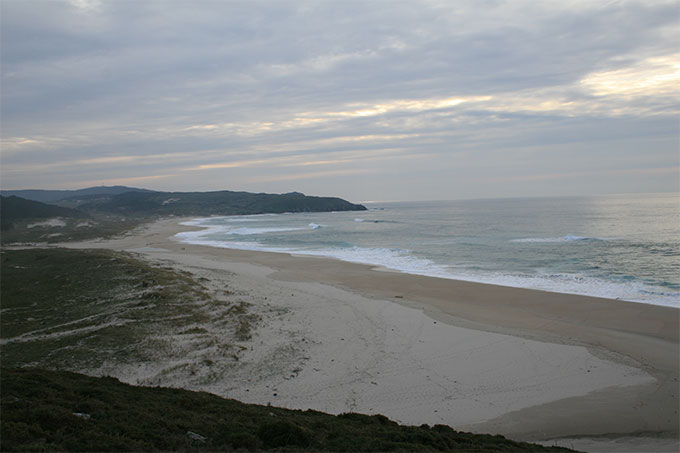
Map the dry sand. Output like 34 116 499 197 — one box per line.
62 217 679 452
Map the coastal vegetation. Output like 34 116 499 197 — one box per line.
70 189 367 216
0 196 86 230
0 247 573 452
0 195 142 244
1 185 366 217
0 186 366 244
0 248 253 373
1 367 572 452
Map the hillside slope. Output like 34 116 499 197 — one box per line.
0 196 86 230
1 248 572 452
0 368 572 452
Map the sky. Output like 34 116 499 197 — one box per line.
1 0 678 202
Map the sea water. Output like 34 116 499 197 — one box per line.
175 193 680 308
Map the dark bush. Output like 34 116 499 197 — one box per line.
1 366 576 451
258 420 310 448
227 431 259 450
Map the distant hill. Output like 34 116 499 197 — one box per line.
0 196 86 231
0 187 366 216
0 189 365 241
78 190 367 216
0 186 155 204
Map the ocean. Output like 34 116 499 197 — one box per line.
175 193 680 308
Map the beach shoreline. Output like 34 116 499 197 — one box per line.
57 217 679 451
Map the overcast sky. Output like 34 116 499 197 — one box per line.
1 0 678 202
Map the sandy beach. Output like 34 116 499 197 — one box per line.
61 217 679 452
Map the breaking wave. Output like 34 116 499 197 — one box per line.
511 235 614 243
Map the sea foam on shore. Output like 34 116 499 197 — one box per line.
175 194 680 307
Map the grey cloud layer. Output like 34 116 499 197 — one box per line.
1 0 677 199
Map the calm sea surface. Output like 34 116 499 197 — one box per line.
176 193 680 307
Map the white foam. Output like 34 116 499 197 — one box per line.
175 222 303 238
179 217 214 227
227 227 305 235
224 218 263 222
512 235 614 243
353 218 384 223
175 218 680 308
175 221 449 278
175 223 227 240
440 270 680 308
177 238 272 252
180 214 281 227
299 249 679 307
301 247 454 279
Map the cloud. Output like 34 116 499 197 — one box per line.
1 0 678 199
580 53 680 98
247 168 378 184
486 166 680 184
76 173 177 188
68 0 102 12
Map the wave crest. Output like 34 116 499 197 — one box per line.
512 235 612 243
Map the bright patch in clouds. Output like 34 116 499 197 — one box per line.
329 96 492 118
581 54 680 97
68 0 101 11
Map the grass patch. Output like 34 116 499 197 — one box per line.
0 214 146 245
0 368 576 452
0 248 215 371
